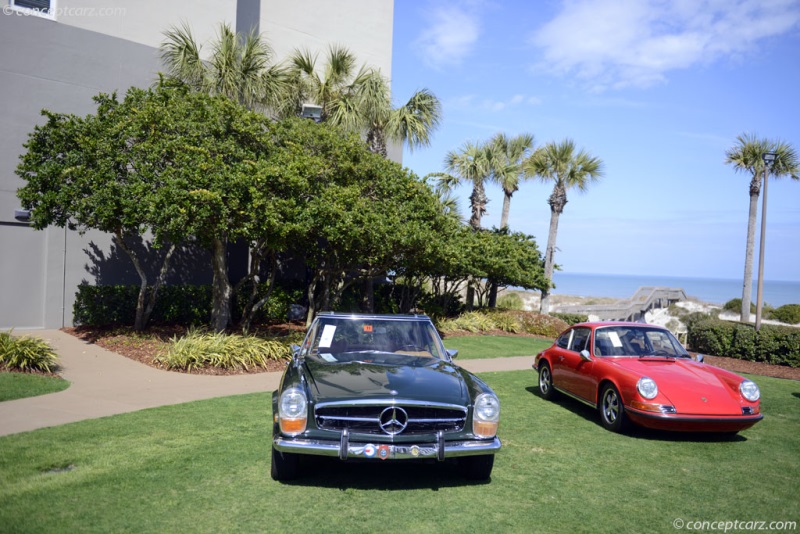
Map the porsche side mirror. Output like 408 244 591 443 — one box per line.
579 349 593 362
446 348 459 360
290 344 301 357
695 353 704 363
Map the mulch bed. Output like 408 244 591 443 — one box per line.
62 325 299 375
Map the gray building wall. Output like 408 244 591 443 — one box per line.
0 0 394 329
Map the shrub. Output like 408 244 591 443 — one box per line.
436 310 568 338
687 319 800 367
551 313 589 326
768 304 800 325
74 282 305 327
0 332 59 373
723 298 755 314
497 293 524 310
155 330 291 372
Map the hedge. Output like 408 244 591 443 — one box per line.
687 318 800 367
73 283 304 327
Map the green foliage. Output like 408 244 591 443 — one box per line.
73 283 304 327
155 330 291 371
723 298 755 313
496 292 524 310
551 313 589 326
0 332 59 373
437 310 568 338
688 319 800 367
767 304 800 325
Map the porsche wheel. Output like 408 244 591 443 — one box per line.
538 362 557 400
271 447 299 481
599 384 627 433
462 454 494 481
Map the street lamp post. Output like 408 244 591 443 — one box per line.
755 152 777 331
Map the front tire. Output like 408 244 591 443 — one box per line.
461 454 494 481
538 362 557 400
271 447 299 481
599 383 627 433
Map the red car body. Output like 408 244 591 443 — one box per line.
533 322 763 433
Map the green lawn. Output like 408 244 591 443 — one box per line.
443 334 553 359
1 371 797 533
0 372 69 402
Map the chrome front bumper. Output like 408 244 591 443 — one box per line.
274 429 501 461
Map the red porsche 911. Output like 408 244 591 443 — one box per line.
533 322 763 433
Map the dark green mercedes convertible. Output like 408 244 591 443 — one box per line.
271 313 501 481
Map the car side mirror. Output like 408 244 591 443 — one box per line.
446 348 459 360
695 353 704 363
579 349 593 362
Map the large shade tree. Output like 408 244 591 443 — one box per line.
525 139 604 314
725 133 799 322
15 83 270 331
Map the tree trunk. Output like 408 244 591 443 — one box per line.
500 191 512 230
210 237 232 332
540 208 562 314
113 232 149 332
361 277 375 313
142 243 177 329
740 180 761 322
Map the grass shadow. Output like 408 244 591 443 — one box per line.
524 385 748 443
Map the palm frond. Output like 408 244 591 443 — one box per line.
159 21 205 90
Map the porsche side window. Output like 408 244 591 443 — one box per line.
568 328 591 352
556 331 571 349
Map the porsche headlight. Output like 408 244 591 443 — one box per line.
636 377 658 400
473 393 500 438
739 380 760 402
279 387 308 436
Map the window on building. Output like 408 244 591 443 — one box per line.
9 0 54 19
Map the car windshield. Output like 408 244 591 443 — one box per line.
302 316 447 363
593 326 689 358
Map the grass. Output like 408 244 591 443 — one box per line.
1 371 797 533
443 335 553 359
0 372 69 402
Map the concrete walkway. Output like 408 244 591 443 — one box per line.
0 330 534 437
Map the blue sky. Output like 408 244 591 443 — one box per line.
390 0 800 282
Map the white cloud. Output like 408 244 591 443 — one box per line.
529 0 800 90
447 93 542 112
413 5 482 69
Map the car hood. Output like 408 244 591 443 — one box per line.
303 358 469 406
609 358 745 415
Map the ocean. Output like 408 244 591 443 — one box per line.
549 272 800 308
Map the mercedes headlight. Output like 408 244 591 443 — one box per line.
473 393 500 438
636 377 658 400
739 380 760 402
279 387 308 435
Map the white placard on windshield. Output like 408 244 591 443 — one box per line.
608 331 623 347
319 325 337 348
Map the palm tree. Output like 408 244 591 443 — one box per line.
160 22 290 115
489 133 535 230
436 141 496 310
442 141 495 231
284 46 441 157
725 134 800 322
526 139 604 314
